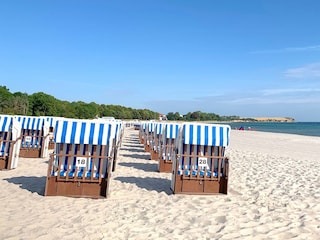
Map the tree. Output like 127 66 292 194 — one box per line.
0 86 13 113
12 92 29 115
29 92 57 116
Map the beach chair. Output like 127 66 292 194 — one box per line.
133 122 141 130
158 123 180 172
150 122 164 160
46 116 59 150
111 119 123 172
17 116 50 158
171 123 230 194
45 119 116 198
0 115 22 170
139 122 147 144
144 121 156 153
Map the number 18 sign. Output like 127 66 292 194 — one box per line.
25 136 32 143
76 157 87 167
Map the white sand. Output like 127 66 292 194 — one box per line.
1 128 320 239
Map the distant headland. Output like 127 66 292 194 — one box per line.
233 117 295 122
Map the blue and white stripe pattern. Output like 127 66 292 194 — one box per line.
182 123 230 146
147 121 156 133
155 122 164 135
46 117 57 128
0 115 12 132
164 123 180 139
17 116 46 130
0 115 13 156
0 116 22 168
54 119 115 145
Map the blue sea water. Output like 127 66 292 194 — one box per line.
225 122 320 137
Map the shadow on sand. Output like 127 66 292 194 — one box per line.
4 176 46 196
120 147 146 153
121 153 150 160
118 161 158 172
121 142 144 148
114 176 172 194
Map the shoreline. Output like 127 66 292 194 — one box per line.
1 128 319 239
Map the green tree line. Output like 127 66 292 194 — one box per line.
0 86 157 120
166 111 241 121
0 85 240 121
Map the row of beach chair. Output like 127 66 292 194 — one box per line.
1 114 123 198
138 121 231 195
0 115 57 170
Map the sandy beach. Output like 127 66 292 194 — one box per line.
1 127 320 239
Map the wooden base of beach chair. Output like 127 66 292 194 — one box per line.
0 158 8 170
144 145 150 152
45 177 109 199
48 142 54 150
19 148 41 158
158 160 172 173
172 175 228 195
151 150 159 160
112 148 118 172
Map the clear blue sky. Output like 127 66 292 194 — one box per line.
1 0 320 121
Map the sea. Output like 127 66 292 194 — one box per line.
220 122 320 137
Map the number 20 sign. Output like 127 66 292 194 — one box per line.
76 157 87 167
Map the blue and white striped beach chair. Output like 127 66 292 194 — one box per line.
144 121 156 153
171 123 230 194
139 122 147 144
17 116 50 158
0 115 22 170
45 116 60 150
110 119 123 171
150 122 164 160
158 122 180 172
45 118 116 198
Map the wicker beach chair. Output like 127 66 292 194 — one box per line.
171 123 230 194
111 119 123 172
45 116 60 150
17 116 50 158
144 121 156 153
45 118 116 198
150 122 164 160
139 122 147 144
158 122 180 172
0 115 22 170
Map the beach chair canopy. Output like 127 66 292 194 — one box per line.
182 123 230 146
0 115 13 132
163 123 180 139
17 116 47 130
155 122 164 135
45 116 61 128
147 121 156 133
54 119 116 146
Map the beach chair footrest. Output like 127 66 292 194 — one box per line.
172 174 228 195
19 148 41 158
45 176 109 198
0 158 8 170
151 150 159 160
158 159 172 173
